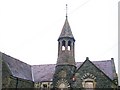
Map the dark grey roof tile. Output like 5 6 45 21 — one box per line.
2 53 32 81
32 64 56 82
92 60 114 80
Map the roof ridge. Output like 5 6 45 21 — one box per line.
32 63 56 66
2 52 31 66
76 60 112 63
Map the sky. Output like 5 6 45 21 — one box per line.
0 0 118 75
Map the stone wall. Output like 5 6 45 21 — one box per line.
72 60 117 88
2 75 34 88
53 65 76 88
2 60 12 88
2 60 34 88
17 77 34 88
0 52 2 90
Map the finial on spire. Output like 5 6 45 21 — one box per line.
66 4 68 18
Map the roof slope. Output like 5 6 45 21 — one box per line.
92 60 115 80
2 53 33 81
31 64 55 82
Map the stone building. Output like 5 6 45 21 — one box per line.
1 16 118 89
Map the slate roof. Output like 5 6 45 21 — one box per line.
2 53 33 81
31 64 55 82
1 52 117 82
32 60 116 82
92 60 116 80
58 17 75 41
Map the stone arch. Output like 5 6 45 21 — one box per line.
81 73 96 89
81 73 96 80
56 79 70 89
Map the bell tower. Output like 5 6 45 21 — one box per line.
53 7 76 88
57 16 75 66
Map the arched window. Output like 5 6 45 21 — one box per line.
84 81 94 89
56 79 70 89
62 40 65 50
82 78 95 89
81 73 96 89
68 41 71 51
59 83 66 89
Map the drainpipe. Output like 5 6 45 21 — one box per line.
16 78 18 90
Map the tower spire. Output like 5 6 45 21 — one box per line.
66 4 68 18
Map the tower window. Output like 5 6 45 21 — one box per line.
68 41 71 51
62 40 65 50
62 46 65 50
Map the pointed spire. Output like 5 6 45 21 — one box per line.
58 5 75 41
58 17 75 41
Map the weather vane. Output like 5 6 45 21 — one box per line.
66 4 68 18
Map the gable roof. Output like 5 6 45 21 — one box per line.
1 52 116 82
2 53 33 81
76 60 116 80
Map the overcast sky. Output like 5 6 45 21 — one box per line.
0 0 118 73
